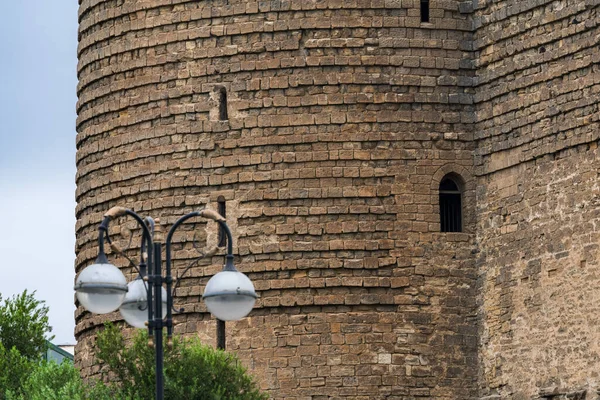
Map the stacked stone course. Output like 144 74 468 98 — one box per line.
75 0 600 398
474 0 600 398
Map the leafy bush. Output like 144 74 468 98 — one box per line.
4 361 115 400
95 323 268 400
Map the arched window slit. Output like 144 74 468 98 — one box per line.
439 176 462 232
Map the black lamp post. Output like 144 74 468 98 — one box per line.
74 206 257 400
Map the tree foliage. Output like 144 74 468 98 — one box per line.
0 290 52 360
95 323 268 400
0 290 54 398
0 342 36 397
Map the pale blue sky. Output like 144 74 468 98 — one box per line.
0 2 79 344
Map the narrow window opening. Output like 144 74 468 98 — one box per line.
420 0 430 23
439 177 462 232
217 196 227 247
218 88 228 121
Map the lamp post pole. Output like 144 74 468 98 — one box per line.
74 207 257 400
151 229 165 397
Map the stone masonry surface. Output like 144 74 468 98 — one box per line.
74 0 600 398
474 0 600 399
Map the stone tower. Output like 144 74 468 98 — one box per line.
75 0 600 398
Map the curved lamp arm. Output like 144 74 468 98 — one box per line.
97 206 154 262
97 206 155 337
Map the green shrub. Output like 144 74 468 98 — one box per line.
95 323 268 400
3 360 130 400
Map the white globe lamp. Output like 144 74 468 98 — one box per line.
119 279 168 328
203 265 257 321
74 262 128 314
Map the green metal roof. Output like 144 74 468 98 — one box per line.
43 340 74 363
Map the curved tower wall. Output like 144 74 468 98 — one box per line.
75 0 477 398
475 0 600 398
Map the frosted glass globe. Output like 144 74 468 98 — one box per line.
203 270 256 321
119 279 168 328
75 263 128 314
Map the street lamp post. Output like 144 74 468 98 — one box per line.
74 206 257 400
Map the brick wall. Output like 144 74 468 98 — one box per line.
474 0 600 398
